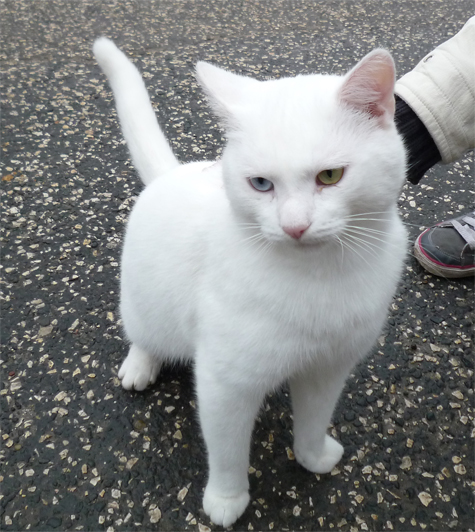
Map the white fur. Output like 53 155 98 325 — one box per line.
93 37 179 184
94 38 407 527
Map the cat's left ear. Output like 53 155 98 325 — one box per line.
196 62 260 127
339 49 396 126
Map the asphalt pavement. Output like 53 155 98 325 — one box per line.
1 1 473 531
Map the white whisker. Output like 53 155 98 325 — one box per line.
338 236 379 275
345 226 408 247
240 233 266 246
343 212 424 228
342 233 380 259
344 227 417 261
344 225 392 235
236 222 262 227
254 238 274 258
344 211 389 219
335 235 345 268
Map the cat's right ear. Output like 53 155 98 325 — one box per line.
195 62 259 127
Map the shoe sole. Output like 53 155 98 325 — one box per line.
414 237 475 279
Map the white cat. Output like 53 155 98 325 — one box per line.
93 37 407 527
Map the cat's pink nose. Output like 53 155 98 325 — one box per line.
283 224 309 239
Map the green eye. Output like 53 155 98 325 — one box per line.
317 167 344 185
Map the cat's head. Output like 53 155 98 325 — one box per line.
196 50 406 246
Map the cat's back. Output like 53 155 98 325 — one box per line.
122 159 227 281
124 160 225 245
131 159 223 213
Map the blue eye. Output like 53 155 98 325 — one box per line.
249 177 273 192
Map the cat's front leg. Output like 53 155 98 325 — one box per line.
196 360 265 527
118 344 161 391
290 365 350 474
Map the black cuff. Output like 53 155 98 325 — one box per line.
394 96 442 185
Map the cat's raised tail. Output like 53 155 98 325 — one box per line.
93 37 179 185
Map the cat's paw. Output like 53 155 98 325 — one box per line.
294 434 344 474
118 344 161 391
203 487 250 527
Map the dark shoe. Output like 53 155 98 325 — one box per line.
414 212 475 278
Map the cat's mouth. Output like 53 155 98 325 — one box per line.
255 224 342 248
295 235 336 248
261 231 337 248
286 227 341 247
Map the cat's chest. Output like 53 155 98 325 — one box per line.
201 239 380 338
198 243 384 382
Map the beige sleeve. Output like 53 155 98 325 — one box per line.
395 16 475 163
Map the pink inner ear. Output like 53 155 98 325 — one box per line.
339 49 396 121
